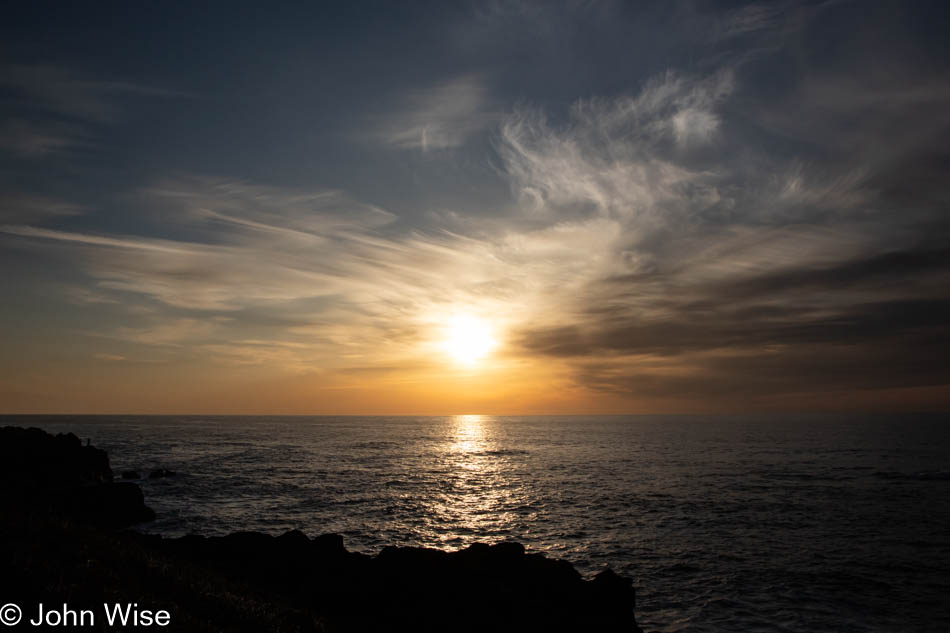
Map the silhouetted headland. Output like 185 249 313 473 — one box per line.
0 426 641 632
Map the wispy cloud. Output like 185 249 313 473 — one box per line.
0 178 534 374
0 64 184 121
0 64 181 158
0 118 85 157
0 193 83 223
711 3 789 41
374 74 499 151
3 17 949 408
6 56 948 400
93 353 126 362
493 59 950 401
499 70 733 223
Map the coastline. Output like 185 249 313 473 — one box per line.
0 426 641 632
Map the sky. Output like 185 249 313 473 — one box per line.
1 0 949 414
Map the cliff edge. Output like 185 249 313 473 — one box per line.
0 426 641 632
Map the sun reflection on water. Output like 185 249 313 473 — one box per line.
451 414 486 457
422 414 524 547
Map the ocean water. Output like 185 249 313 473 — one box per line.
5 413 949 632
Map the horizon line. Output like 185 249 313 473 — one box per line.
2 410 947 418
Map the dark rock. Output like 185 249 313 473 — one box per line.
0 426 642 632
59 481 156 527
590 568 639 628
121 470 141 479
0 426 152 528
148 468 176 479
148 533 640 632
0 426 112 487
311 532 346 555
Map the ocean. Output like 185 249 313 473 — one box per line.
5 414 949 632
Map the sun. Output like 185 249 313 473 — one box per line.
442 315 497 366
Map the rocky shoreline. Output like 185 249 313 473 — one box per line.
0 426 641 632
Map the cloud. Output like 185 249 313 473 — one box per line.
498 70 733 226
375 74 499 151
0 64 184 121
0 193 83 223
714 4 783 40
1 178 545 374
4 25 949 406
0 64 181 158
0 118 85 157
93 354 126 362
8 56 947 400
113 319 216 346
493 55 950 401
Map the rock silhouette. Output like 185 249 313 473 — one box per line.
0 426 154 527
0 426 641 632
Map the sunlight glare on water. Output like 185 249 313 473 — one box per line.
430 415 521 544
17 413 950 633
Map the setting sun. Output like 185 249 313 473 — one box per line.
442 315 497 366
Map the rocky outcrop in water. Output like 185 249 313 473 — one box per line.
0 426 641 632
148 467 176 479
